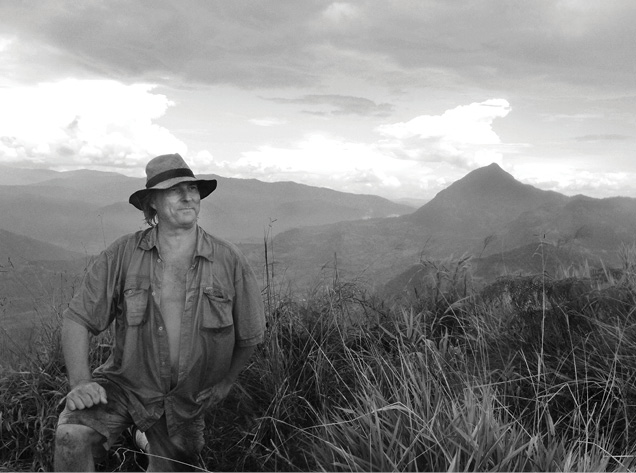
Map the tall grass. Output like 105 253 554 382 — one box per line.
4 244 636 471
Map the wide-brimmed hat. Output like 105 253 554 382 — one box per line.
129 153 217 210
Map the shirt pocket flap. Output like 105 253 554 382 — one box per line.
123 280 150 326
202 286 234 329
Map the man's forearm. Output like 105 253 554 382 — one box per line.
61 318 93 387
224 344 257 384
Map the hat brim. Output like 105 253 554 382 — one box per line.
129 178 217 210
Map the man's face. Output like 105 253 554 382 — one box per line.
152 182 201 230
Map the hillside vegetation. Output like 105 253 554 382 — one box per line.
3 241 636 471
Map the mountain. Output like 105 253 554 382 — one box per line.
0 228 88 307
0 229 88 341
0 228 86 263
499 195 636 254
407 163 567 233
255 163 636 292
197 176 414 244
0 166 413 254
0 164 62 185
3 162 636 297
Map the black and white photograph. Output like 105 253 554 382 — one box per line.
1 1 636 471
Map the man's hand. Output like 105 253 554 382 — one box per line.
65 381 108 411
196 345 256 409
196 380 233 408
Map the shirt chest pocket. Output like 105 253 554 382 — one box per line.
123 280 150 326
202 285 234 331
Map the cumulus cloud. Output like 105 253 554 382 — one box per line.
376 99 511 168
0 79 186 172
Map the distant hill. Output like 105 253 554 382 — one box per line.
198 175 414 244
0 164 61 185
0 229 88 353
0 165 414 254
3 162 636 297
0 228 85 263
255 163 636 292
383 242 593 301
0 228 87 307
406 163 567 239
498 195 636 254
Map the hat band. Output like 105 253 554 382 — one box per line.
146 168 195 188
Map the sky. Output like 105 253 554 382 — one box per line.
1 0 635 202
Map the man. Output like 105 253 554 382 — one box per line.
54 154 265 471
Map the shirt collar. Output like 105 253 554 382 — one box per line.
138 225 214 262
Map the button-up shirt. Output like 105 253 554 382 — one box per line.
64 225 265 435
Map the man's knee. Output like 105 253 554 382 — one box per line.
55 423 103 453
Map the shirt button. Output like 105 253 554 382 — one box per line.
152 291 156 296
158 326 164 331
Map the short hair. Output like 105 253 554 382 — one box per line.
139 191 157 227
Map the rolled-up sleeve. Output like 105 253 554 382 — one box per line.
232 255 265 347
64 248 120 335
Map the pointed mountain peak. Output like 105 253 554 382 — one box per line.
408 162 567 226
437 163 528 201
452 162 514 187
479 162 510 175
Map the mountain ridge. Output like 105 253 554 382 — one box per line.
0 165 414 254
2 162 635 295
257 163 636 291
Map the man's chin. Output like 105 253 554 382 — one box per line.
163 219 198 230
181 219 198 228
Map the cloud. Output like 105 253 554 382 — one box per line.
574 134 631 142
322 2 360 23
0 1 326 88
376 99 512 168
347 1 636 94
3 1 635 95
206 99 515 198
266 94 393 117
249 117 287 127
523 168 635 199
1 1 633 201
0 79 185 171
210 132 415 195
